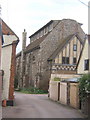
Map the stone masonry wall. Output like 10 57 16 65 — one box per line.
16 19 86 90
36 19 85 90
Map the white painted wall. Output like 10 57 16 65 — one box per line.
1 45 12 100
1 35 17 100
2 35 18 47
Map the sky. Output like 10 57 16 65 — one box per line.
0 0 89 53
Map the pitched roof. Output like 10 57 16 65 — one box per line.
29 19 82 39
48 34 84 61
29 20 53 38
25 33 48 53
16 33 48 57
1 19 19 39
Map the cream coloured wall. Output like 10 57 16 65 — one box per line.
55 36 82 65
77 39 89 74
60 82 67 105
1 35 18 100
2 35 18 47
49 81 59 101
70 83 79 109
1 45 12 100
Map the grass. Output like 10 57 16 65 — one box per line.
15 87 48 94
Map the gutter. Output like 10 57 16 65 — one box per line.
2 40 19 48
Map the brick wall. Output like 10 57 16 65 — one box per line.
9 42 17 100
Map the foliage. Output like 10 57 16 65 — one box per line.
79 73 90 101
53 77 61 81
16 87 48 94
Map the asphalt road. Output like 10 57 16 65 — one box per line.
2 92 84 118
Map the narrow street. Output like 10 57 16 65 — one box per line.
2 92 84 118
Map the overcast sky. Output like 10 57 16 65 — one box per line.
0 0 89 53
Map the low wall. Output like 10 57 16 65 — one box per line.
59 82 68 105
70 83 79 109
49 81 60 101
49 80 79 109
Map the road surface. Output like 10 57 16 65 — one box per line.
2 92 84 118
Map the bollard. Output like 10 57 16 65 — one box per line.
2 100 6 107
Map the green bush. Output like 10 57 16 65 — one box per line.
17 87 48 94
79 73 90 101
53 77 61 81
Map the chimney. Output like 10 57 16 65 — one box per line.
22 29 27 50
20 29 27 88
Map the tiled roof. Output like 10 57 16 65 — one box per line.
48 34 84 61
1 19 19 39
29 20 53 38
16 33 48 57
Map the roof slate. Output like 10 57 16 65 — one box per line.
25 33 48 53
48 34 84 61
16 33 48 57
1 19 19 39
29 20 53 38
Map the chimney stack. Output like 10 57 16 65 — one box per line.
22 29 27 51
19 29 27 88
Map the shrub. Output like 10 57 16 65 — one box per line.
79 73 90 101
17 87 48 94
53 77 61 81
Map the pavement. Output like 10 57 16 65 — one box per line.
2 92 85 118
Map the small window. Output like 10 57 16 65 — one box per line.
66 57 69 64
84 59 89 70
62 57 65 64
32 56 35 61
44 27 48 35
73 44 77 51
48 24 53 32
40 31 43 37
73 58 76 64
62 57 69 64
2 36 4 45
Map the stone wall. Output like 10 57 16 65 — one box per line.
36 19 85 90
16 19 86 90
